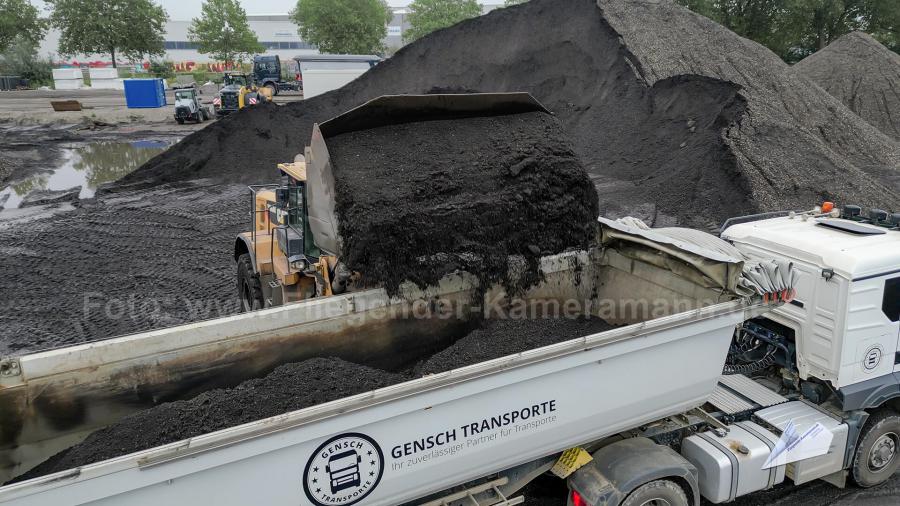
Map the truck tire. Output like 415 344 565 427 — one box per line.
237 253 264 312
176 117 185 125
852 410 900 487
620 480 688 506
266 83 277 96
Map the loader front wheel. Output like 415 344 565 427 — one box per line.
620 480 688 506
237 253 264 312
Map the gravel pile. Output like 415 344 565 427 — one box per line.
124 0 897 229
795 31 900 141
327 111 598 294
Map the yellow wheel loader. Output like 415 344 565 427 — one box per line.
215 72 273 117
233 92 549 310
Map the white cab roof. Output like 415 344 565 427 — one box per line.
723 215 900 280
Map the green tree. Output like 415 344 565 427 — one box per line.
676 0 900 59
404 0 482 43
792 0 899 54
675 0 803 59
0 36 53 86
0 0 46 52
291 0 392 54
188 0 264 67
47 0 167 68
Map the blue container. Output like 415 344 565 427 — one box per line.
123 78 167 108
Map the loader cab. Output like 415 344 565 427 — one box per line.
722 205 900 410
236 160 334 309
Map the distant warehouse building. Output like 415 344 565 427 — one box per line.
38 7 502 67
161 15 318 64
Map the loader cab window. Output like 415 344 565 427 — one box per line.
884 277 899 322
286 184 305 227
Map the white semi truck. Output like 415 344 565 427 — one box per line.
0 204 896 505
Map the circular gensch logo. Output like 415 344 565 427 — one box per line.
863 345 883 372
303 433 385 506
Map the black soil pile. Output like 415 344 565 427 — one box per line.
13 358 403 482
795 32 900 141
124 0 898 229
327 112 598 294
416 317 616 375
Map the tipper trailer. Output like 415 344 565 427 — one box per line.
1 206 898 506
0 204 799 504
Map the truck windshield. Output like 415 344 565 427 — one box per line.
175 90 192 100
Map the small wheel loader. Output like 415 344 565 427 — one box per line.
214 72 273 117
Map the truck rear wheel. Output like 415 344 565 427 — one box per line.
852 410 900 487
620 480 688 506
237 253 264 312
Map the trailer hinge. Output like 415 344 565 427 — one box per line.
0 358 21 378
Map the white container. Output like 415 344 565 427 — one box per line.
681 421 785 503
51 68 82 80
90 78 124 90
302 68 368 99
53 79 83 90
89 67 119 80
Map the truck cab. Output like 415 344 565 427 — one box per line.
252 55 285 95
723 206 900 410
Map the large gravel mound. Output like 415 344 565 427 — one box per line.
124 0 898 229
795 31 900 142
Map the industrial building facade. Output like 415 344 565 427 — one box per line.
37 7 501 66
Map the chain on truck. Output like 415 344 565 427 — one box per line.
0 94 898 506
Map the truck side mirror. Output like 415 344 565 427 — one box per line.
275 188 288 203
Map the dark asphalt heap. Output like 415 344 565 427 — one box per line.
124 0 898 229
326 111 598 295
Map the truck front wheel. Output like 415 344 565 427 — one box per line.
237 253 264 312
620 480 688 506
852 410 900 487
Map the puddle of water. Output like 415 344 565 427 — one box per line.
0 140 171 210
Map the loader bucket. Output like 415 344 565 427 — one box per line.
305 92 551 256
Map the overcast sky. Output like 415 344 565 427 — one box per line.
29 0 496 20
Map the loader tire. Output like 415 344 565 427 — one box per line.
237 253 264 312
852 410 900 487
621 480 688 506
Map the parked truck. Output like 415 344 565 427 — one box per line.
252 55 299 96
